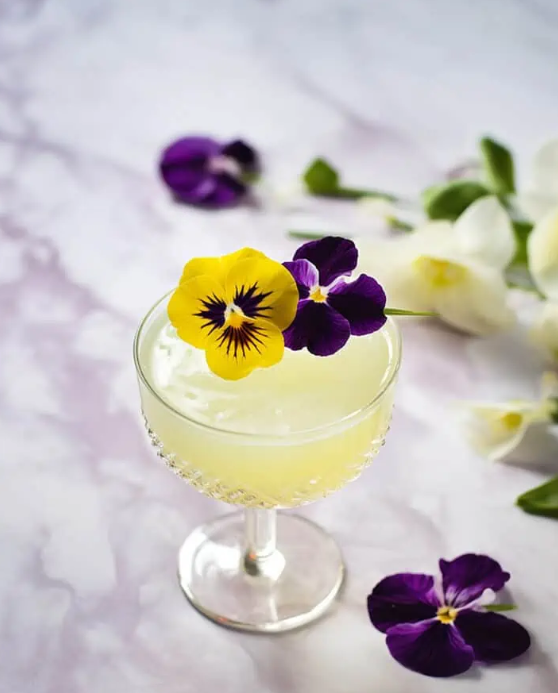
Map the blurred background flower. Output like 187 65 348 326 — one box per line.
461 372 558 461
159 136 259 208
517 140 558 222
527 207 558 299
357 196 516 335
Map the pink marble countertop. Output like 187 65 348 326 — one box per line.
1 1 558 691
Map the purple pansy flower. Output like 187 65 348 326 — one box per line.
159 136 259 208
367 553 531 678
283 236 387 356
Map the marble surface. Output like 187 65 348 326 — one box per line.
1 0 558 691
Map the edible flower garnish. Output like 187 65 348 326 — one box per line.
283 236 387 356
367 553 530 678
168 248 298 380
159 136 259 208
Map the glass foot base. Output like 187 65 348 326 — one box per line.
178 511 345 633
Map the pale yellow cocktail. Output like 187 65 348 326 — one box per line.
136 293 400 508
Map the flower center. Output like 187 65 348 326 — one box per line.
437 605 458 624
414 257 467 288
500 412 523 430
207 155 242 178
224 303 246 328
309 286 328 303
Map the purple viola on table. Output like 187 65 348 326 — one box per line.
159 136 259 208
282 236 426 356
367 553 531 678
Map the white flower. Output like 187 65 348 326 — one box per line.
357 196 516 335
531 301 558 361
356 197 398 221
462 373 558 461
527 206 558 300
356 197 398 226
517 140 558 222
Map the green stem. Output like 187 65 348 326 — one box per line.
506 280 546 300
387 217 414 232
484 604 517 613
385 308 438 318
311 187 398 202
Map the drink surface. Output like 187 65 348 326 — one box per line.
138 307 399 507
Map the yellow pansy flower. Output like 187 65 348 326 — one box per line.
168 248 298 380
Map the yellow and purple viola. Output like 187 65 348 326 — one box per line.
168 248 298 380
367 553 530 678
283 236 388 356
167 237 427 380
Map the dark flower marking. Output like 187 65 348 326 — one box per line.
217 322 267 359
195 294 227 336
233 283 273 319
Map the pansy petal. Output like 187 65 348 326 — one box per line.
328 273 387 336
180 257 224 286
440 554 510 608
283 259 319 299
220 248 268 271
220 139 259 172
168 276 226 350
453 196 515 270
456 610 531 662
294 236 358 286
159 137 220 200
528 207 558 301
283 300 350 356
225 257 298 331
203 173 247 207
161 136 220 163
205 318 284 381
386 620 474 678
180 248 267 286
367 573 438 633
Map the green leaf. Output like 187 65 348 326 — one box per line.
302 157 397 201
479 136 516 195
385 308 438 317
421 184 444 208
421 180 491 221
303 158 339 195
484 604 517 613
517 476 558 519
510 220 533 267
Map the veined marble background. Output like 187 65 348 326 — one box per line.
1 0 558 691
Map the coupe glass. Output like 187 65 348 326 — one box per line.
133 292 401 633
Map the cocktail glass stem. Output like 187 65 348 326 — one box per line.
243 508 284 579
